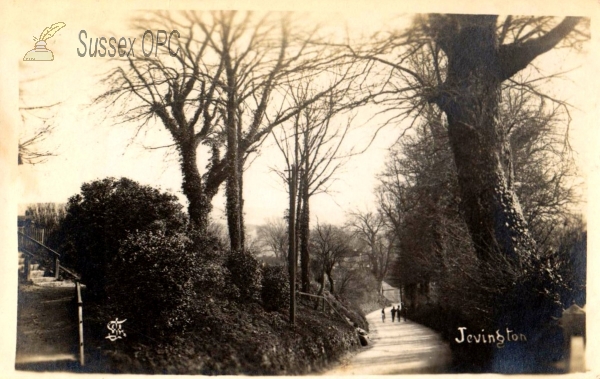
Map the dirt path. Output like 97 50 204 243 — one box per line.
15 284 79 370
324 308 451 375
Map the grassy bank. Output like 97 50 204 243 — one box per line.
81 297 361 374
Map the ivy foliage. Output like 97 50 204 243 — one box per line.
261 265 290 312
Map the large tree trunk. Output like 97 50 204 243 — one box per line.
238 118 246 251
225 134 242 251
179 142 211 231
300 126 311 293
435 16 535 264
431 15 581 265
239 160 245 251
225 53 243 252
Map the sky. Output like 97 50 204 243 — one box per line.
11 3 595 229
12 6 412 226
2 0 600 374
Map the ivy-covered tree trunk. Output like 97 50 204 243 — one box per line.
431 15 579 264
179 142 212 231
438 17 531 264
225 129 242 251
224 49 243 252
239 158 245 251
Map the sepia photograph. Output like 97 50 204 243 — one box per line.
1 0 597 377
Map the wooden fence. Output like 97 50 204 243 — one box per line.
76 282 85 366
297 291 352 326
18 226 45 245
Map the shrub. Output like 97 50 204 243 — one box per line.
261 265 290 312
186 225 227 262
55 177 186 297
226 249 263 303
107 229 229 338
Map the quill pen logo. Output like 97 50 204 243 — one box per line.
23 22 66 61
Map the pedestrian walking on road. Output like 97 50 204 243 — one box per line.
391 306 396 322
381 307 386 322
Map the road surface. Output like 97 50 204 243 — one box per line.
324 308 451 375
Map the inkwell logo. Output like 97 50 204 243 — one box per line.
23 22 66 61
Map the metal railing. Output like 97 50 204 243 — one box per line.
18 231 80 281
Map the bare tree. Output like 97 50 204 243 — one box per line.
310 223 353 295
347 210 396 294
352 15 588 265
18 91 59 165
97 11 360 244
333 265 357 297
378 88 580 290
256 217 288 265
504 89 579 252
375 109 460 304
272 79 363 292
353 20 590 352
